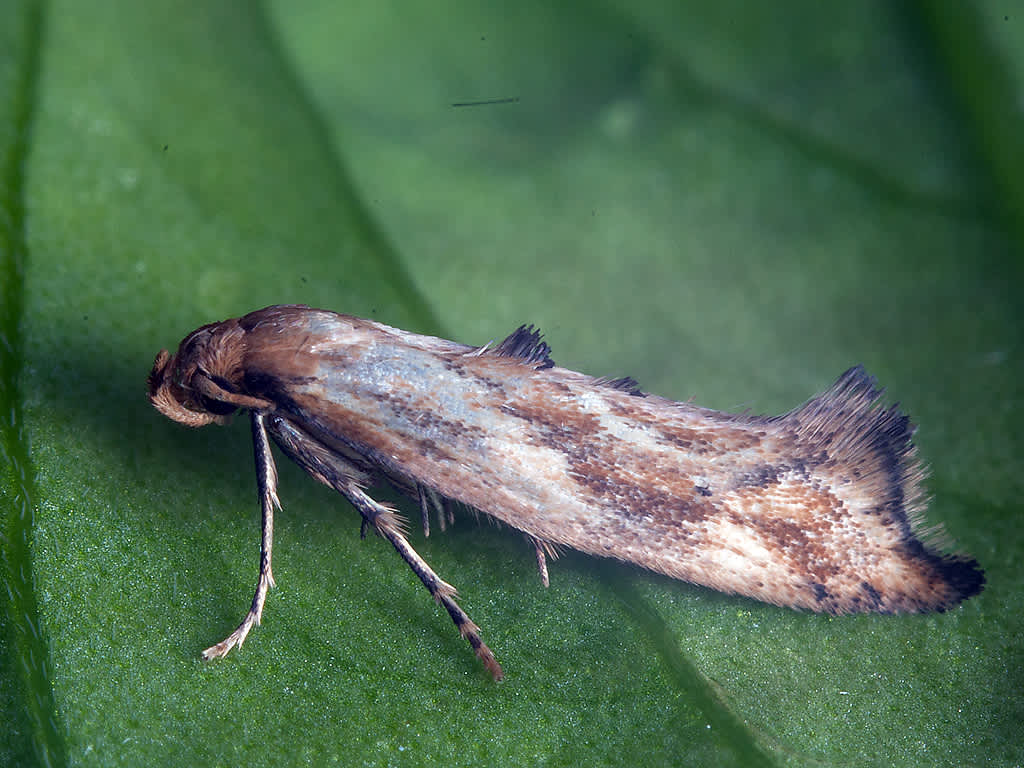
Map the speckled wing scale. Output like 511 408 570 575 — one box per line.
148 305 984 679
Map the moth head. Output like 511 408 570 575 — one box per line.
148 320 253 427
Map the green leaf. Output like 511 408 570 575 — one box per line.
2 1 1021 766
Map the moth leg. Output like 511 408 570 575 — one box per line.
417 484 451 536
266 415 503 680
530 536 550 588
342 482 504 681
438 491 454 532
418 484 430 537
202 412 280 660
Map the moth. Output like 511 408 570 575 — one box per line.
148 305 984 679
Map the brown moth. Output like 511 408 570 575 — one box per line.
148 305 984 679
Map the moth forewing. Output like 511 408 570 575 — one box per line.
148 304 984 679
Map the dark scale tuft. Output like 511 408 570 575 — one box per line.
900 538 986 607
935 556 986 604
493 325 555 369
595 376 646 397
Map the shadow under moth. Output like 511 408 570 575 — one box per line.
148 305 984 680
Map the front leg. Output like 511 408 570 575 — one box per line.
202 412 280 660
267 414 504 680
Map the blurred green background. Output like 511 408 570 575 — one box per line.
1 1 1021 766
